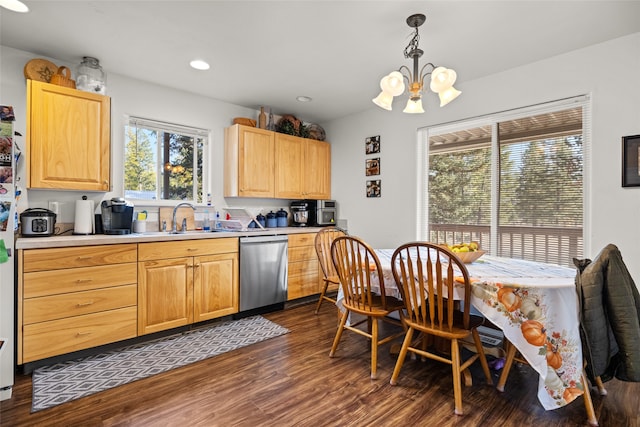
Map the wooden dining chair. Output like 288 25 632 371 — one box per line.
389 242 493 416
329 235 405 379
314 226 347 314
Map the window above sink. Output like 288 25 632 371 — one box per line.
123 116 208 205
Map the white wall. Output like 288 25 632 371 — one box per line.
0 46 294 226
325 32 640 281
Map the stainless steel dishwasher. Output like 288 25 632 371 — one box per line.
237 235 288 315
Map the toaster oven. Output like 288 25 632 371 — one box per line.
315 200 337 226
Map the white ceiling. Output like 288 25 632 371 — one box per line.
2 1 639 124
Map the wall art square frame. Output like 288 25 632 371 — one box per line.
622 134 640 187
365 157 380 176
366 180 381 198
365 135 380 154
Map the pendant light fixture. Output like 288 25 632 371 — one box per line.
373 13 461 114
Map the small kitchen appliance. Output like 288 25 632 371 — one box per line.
101 197 134 235
315 200 337 226
290 200 312 227
20 208 56 237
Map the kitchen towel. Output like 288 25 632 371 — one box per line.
73 199 94 234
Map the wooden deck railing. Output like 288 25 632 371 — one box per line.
429 224 583 267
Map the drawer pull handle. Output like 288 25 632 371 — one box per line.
76 301 94 307
76 331 92 337
76 256 93 261
187 248 198 252
76 279 93 284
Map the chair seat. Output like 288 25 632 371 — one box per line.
325 275 340 285
343 295 404 317
407 311 483 339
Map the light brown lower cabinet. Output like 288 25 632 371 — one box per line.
137 238 239 335
18 239 239 364
287 233 322 300
18 244 138 364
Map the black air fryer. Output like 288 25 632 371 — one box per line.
100 198 134 234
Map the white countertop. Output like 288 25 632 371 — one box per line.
16 227 324 249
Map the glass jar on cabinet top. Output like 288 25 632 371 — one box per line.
76 56 106 95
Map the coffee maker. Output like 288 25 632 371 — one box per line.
290 200 314 227
101 197 134 234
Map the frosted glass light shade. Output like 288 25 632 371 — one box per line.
372 91 394 110
438 86 461 107
381 71 405 96
403 98 425 114
430 67 457 93
0 0 28 12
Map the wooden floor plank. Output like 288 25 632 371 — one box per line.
1 301 638 426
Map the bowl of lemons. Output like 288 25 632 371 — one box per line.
446 242 485 264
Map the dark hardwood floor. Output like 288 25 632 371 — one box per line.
1 300 638 427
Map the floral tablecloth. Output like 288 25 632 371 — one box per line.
465 255 584 410
337 251 585 410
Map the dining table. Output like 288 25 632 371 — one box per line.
336 249 586 411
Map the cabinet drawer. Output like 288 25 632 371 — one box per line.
288 233 316 247
287 274 320 300
22 244 137 272
22 306 137 363
138 238 237 261
23 284 137 324
23 263 137 298
288 259 319 277
288 246 317 263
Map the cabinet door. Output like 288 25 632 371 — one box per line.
304 139 331 200
275 133 305 199
27 80 110 191
224 125 274 197
193 253 239 322
138 257 193 335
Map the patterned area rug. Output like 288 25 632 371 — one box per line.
31 315 289 412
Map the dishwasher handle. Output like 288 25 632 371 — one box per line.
240 235 289 244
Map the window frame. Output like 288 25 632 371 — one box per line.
417 95 591 264
123 115 210 207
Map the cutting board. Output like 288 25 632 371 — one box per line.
159 207 196 232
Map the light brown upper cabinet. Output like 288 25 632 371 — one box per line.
224 124 275 197
26 80 111 191
275 133 331 200
300 137 331 200
225 124 331 200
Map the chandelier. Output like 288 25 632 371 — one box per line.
372 13 461 114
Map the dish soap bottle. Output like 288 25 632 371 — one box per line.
203 193 212 231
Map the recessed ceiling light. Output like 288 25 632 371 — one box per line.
0 0 29 12
296 96 312 103
189 60 210 70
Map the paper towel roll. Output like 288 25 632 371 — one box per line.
74 200 95 234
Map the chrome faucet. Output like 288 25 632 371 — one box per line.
171 202 196 233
